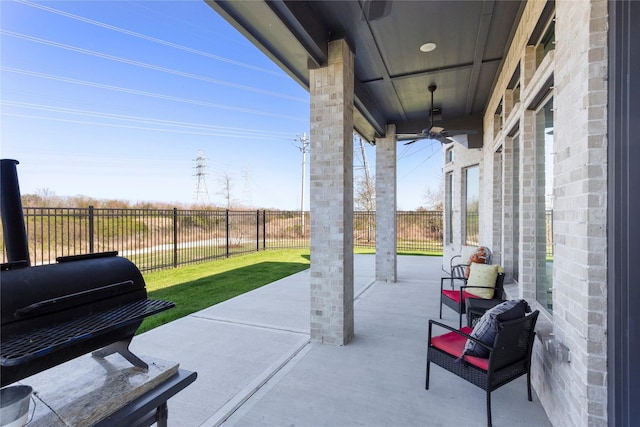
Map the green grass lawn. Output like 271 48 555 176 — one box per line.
138 249 310 334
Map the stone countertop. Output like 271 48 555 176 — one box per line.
17 352 179 426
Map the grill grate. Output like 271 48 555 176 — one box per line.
1 299 174 366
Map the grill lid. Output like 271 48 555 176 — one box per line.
0 159 176 387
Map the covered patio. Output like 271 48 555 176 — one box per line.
131 255 551 426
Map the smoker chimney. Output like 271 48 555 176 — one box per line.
1 159 30 266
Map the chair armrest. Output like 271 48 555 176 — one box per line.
427 319 494 353
429 319 465 335
440 276 467 291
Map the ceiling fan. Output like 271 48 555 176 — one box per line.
402 85 478 146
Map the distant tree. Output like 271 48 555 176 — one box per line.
21 193 43 207
354 174 376 212
422 183 444 211
101 198 133 209
66 194 99 208
218 171 234 209
35 188 56 207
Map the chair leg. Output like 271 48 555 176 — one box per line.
459 311 463 329
486 391 492 427
425 359 431 390
527 370 533 401
439 299 443 319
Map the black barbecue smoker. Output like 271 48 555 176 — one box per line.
0 159 176 387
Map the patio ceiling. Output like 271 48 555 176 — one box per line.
206 0 525 148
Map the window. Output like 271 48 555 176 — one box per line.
494 101 503 136
536 18 555 66
446 172 454 243
464 165 479 246
445 147 454 163
535 97 554 311
508 64 521 104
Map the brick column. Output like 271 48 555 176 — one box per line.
309 38 355 345
375 124 397 282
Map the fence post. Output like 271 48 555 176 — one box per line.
262 210 266 250
88 205 95 253
173 208 178 268
256 209 260 252
226 209 230 258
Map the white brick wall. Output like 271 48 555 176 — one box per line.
309 39 355 345
375 124 397 282
547 1 608 425
473 1 610 425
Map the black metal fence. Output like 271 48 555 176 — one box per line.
354 211 443 252
1 207 442 272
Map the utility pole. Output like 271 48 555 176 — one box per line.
193 149 211 204
359 137 372 192
354 134 375 211
355 134 375 241
294 132 309 236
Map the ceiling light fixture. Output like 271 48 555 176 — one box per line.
419 42 437 52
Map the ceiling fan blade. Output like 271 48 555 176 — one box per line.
396 133 421 140
403 133 431 145
441 129 478 136
445 134 468 147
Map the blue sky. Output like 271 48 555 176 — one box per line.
1 0 443 210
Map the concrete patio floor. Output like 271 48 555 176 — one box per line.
131 255 552 427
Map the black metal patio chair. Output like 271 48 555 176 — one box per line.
425 310 539 427
440 264 505 329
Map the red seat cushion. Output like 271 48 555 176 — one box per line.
442 289 480 303
430 326 489 370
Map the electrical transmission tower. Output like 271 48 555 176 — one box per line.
193 149 211 204
242 165 253 206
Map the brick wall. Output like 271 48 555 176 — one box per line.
546 0 608 425
309 39 355 345
375 124 397 282
478 1 609 426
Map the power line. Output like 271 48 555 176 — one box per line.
1 30 307 103
3 112 303 140
15 0 287 78
1 100 294 139
1 67 307 122
398 145 443 183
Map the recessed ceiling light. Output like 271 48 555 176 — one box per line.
420 42 437 53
